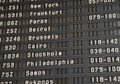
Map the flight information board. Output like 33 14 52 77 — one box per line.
0 0 120 84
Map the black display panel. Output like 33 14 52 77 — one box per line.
0 0 120 84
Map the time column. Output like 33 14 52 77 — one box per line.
0 0 22 84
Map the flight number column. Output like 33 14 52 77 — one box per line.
0 0 22 84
